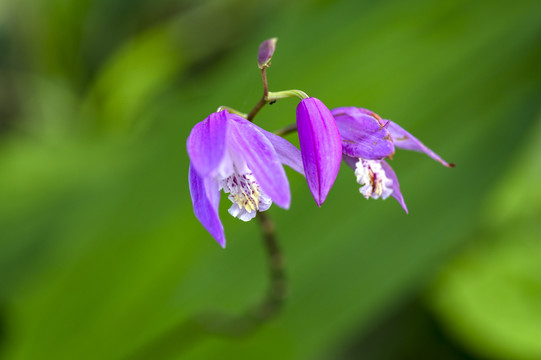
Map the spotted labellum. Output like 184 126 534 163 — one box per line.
187 110 303 247
332 107 454 213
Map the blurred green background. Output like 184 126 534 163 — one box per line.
1 0 541 359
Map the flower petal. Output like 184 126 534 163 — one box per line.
228 115 291 209
189 164 226 247
331 107 395 160
258 128 305 176
186 111 228 177
296 98 342 206
342 154 358 170
381 160 408 213
388 121 453 168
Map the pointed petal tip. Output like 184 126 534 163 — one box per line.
388 121 453 168
189 165 226 248
309 180 331 207
313 192 326 207
395 198 408 214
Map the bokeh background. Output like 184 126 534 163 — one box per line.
1 0 541 359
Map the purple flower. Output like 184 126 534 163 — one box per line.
187 110 304 247
332 107 453 213
296 98 343 207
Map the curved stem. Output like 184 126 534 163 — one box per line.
247 96 267 122
247 69 269 122
126 213 285 359
255 212 287 317
262 68 269 98
217 106 247 118
268 89 309 100
247 69 309 122
274 123 298 137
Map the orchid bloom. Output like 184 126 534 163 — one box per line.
187 110 304 247
332 107 453 213
296 98 342 207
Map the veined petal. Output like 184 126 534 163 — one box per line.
342 154 358 169
332 107 395 160
296 98 342 206
388 121 453 168
228 115 291 209
381 160 408 214
186 111 228 176
258 128 305 176
189 164 225 247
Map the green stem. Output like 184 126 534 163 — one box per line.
247 96 267 122
274 123 298 137
267 89 309 101
247 68 270 121
246 69 309 122
217 106 247 118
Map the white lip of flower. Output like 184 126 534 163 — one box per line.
220 171 272 222
354 159 393 200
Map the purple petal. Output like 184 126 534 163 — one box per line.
342 154 358 170
258 128 305 176
228 116 291 209
388 121 454 168
296 98 342 206
189 164 225 247
381 160 408 214
358 108 385 125
331 107 395 160
186 111 228 177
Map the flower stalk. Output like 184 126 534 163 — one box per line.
126 213 286 359
256 211 287 317
274 123 298 137
247 67 309 122
216 106 247 118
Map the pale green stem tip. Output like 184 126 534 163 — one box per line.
267 90 309 101
216 106 248 118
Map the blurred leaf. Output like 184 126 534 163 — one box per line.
83 24 187 132
83 0 280 133
430 115 541 360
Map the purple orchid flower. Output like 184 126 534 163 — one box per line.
187 110 304 247
296 97 342 207
332 107 453 213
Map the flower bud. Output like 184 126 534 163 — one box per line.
257 38 278 69
296 98 343 206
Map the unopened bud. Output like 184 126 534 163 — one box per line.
257 38 278 69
